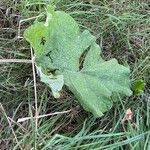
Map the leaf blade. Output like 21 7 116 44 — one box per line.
24 6 132 117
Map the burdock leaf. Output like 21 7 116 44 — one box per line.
24 6 132 117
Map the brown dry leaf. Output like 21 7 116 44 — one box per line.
121 108 133 124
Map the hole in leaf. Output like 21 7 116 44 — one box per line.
79 46 90 71
46 51 53 63
40 37 46 45
48 69 59 75
46 51 51 57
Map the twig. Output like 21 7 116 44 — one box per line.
17 109 71 123
0 103 23 150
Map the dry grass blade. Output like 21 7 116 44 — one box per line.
0 59 32 63
30 47 38 130
0 103 23 150
30 47 38 149
18 15 44 39
17 109 72 123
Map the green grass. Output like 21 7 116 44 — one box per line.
0 0 150 149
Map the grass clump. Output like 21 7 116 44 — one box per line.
0 0 150 150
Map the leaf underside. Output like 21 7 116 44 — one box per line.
24 6 132 117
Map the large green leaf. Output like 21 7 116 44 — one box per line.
24 6 132 116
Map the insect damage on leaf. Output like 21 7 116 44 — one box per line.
24 5 132 117
40 37 46 45
79 46 90 71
